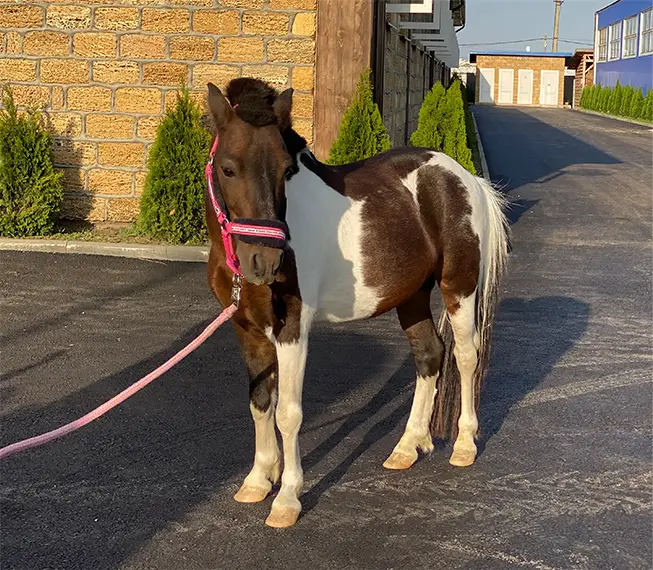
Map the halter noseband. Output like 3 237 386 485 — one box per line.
205 107 289 304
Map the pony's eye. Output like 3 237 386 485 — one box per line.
222 167 235 178
284 166 294 180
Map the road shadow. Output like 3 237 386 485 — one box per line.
478 295 590 450
296 295 589 513
0 318 399 570
472 106 622 227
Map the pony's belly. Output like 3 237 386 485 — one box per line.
314 279 380 323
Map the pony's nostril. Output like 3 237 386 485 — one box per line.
252 253 264 277
272 252 284 274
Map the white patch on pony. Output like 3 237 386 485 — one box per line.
285 151 383 323
448 291 479 467
401 167 420 206
266 302 315 527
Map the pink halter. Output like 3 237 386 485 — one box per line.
205 113 288 280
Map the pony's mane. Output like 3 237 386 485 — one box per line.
225 78 279 128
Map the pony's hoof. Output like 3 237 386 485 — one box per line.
265 506 300 528
234 485 270 503
449 447 476 467
383 450 417 470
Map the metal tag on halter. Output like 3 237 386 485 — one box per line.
231 273 243 308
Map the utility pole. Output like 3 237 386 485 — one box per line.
552 0 563 52
544 34 548 51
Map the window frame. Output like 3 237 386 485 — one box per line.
622 15 638 59
641 8 653 56
597 26 608 62
608 20 622 61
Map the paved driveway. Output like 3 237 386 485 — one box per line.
1 107 651 570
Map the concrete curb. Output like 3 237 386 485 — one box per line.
0 238 209 263
574 107 653 128
470 109 491 182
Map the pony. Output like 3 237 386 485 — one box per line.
204 77 509 528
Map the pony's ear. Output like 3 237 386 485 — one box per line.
207 82 234 129
273 88 294 131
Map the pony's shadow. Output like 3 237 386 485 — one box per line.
299 295 590 514
0 321 395 570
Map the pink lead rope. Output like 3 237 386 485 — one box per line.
0 305 237 460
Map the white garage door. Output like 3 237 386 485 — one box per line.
517 69 533 105
479 68 495 103
540 70 559 106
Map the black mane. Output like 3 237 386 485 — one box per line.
225 78 280 128
224 77 308 158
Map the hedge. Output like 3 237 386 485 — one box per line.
580 82 652 122
0 86 64 237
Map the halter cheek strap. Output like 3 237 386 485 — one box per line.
205 115 288 280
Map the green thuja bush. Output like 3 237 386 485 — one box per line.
620 85 634 116
630 87 645 117
640 87 653 122
410 79 476 175
0 86 64 237
138 86 212 244
580 83 651 123
440 79 476 174
608 81 623 115
326 67 391 165
409 82 446 149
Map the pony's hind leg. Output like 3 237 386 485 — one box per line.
232 323 280 504
442 287 480 467
384 287 444 470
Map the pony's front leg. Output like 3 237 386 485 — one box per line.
265 303 314 529
232 321 280 504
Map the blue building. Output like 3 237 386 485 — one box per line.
594 0 653 93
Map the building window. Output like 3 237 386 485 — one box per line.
598 26 608 62
609 21 622 60
642 8 653 55
623 15 638 58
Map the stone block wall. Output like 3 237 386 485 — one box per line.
0 1 316 222
382 15 447 147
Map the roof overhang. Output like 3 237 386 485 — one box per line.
386 0 462 68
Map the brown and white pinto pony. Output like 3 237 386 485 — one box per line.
205 78 510 528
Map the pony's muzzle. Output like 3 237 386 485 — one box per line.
237 242 283 285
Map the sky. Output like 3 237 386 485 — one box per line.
457 0 610 59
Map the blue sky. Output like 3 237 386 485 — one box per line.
458 0 610 58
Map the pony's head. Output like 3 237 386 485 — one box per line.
207 78 298 286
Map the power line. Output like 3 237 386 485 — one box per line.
460 37 593 47
460 38 543 46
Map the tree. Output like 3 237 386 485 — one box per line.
0 86 64 237
439 79 476 174
630 87 645 119
409 82 446 150
137 86 212 244
608 81 623 115
326 68 391 165
620 85 634 116
642 88 653 122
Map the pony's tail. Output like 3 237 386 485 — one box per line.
431 177 510 441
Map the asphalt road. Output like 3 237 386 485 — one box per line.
2 107 651 570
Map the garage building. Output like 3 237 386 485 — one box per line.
470 51 573 106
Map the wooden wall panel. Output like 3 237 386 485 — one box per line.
313 0 374 161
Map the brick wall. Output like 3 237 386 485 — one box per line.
0 1 316 222
475 55 565 107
